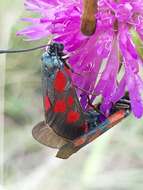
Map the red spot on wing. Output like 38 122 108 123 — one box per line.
67 96 74 107
67 110 80 123
54 71 67 92
44 96 51 111
54 99 66 113
81 123 89 133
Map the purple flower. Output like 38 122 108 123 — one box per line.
17 0 143 118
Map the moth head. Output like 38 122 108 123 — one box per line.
49 42 64 55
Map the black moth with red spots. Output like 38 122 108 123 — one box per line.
0 42 131 159
32 42 131 159
35 42 87 140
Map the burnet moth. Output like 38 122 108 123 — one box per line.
32 42 131 159
0 42 131 159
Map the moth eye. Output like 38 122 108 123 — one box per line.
58 43 64 51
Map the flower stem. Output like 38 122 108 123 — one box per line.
81 0 98 36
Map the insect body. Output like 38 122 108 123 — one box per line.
56 95 131 159
0 42 131 159
32 43 87 147
32 42 131 159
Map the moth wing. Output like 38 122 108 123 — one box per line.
32 121 68 149
56 142 81 159
42 64 86 140
56 107 131 159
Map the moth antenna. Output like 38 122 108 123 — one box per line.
74 86 105 116
74 84 97 96
0 44 50 54
87 95 105 116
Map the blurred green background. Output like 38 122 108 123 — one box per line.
1 0 143 190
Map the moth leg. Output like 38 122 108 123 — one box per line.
87 95 97 109
117 97 130 106
64 61 84 78
114 103 130 109
113 94 131 110
87 95 105 116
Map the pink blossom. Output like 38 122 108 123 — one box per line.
17 0 143 118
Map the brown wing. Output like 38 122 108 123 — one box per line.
32 121 68 149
